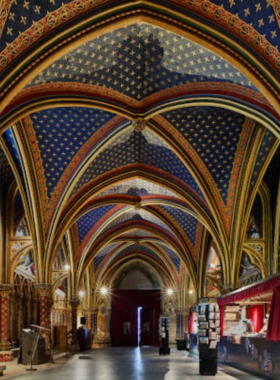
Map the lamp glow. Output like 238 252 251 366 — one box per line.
100 287 108 295
64 264 70 271
79 290 85 297
167 288 173 296
189 289 193 295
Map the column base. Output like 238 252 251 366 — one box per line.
69 341 79 352
0 351 13 361
92 342 111 348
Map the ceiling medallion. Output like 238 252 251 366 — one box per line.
133 118 146 132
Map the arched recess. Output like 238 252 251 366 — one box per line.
201 240 223 298
45 170 226 281
1 6 280 115
235 184 271 286
238 250 263 287
93 242 180 289
74 222 197 292
6 183 34 284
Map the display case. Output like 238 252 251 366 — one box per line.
197 298 220 376
159 317 170 355
217 274 280 379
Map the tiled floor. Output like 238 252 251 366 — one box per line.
1 347 262 380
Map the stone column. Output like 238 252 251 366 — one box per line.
0 285 13 351
35 284 53 344
84 309 92 330
176 308 188 339
92 308 98 335
70 299 79 348
10 291 17 345
17 293 24 343
26 296 32 328
31 298 39 326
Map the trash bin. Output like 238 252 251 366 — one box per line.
176 339 186 350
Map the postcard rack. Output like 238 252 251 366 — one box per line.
197 298 220 375
159 316 170 356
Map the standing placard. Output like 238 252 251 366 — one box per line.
158 316 170 355
198 298 220 375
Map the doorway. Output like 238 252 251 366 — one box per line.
111 290 160 346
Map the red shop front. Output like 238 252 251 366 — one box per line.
217 274 280 379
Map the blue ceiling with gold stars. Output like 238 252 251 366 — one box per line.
114 244 164 266
0 0 73 52
210 0 280 50
101 208 176 238
28 23 258 95
157 243 181 272
76 205 115 245
72 129 204 200
162 107 246 203
159 205 198 246
3 128 22 175
96 178 182 199
93 243 118 271
30 107 118 199
121 230 155 237
250 128 276 192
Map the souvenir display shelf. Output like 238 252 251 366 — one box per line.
197 298 220 376
159 316 170 356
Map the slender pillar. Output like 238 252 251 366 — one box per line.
85 309 92 330
10 291 17 345
35 284 53 344
92 308 98 335
176 308 188 339
26 296 32 328
70 299 79 347
31 298 39 326
17 293 24 343
0 285 13 349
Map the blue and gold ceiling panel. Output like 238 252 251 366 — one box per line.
29 107 117 199
113 244 164 265
156 243 181 272
0 144 14 192
95 177 183 199
250 128 276 192
159 205 198 246
76 204 115 245
93 243 118 271
72 129 205 200
3 128 22 174
210 0 280 50
161 107 247 204
120 230 155 237
102 208 176 238
28 23 258 98
0 0 73 53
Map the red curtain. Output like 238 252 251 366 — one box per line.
247 305 264 332
218 276 280 306
189 312 194 334
266 287 280 341
219 304 224 337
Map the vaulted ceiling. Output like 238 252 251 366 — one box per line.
0 0 280 297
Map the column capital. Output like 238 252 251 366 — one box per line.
175 308 189 316
222 284 235 295
69 299 80 308
35 283 53 297
0 284 13 298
